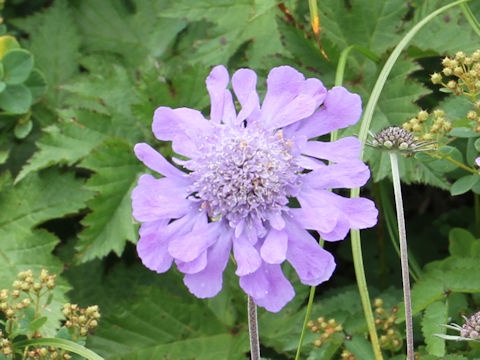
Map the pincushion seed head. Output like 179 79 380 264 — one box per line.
368 126 420 154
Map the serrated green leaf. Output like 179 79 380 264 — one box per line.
11 0 81 106
450 174 480 195
276 18 336 86
76 137 141 262
163 0 286 67
422 301 447 356
61 65 147 143
0 169 93 335
444 260 480 292
398 270 446 320
411 0 479 55
16 110 110 183
25 68 47 101
71 0 186 67
449 228 476 257
1 49 34 85
0 84 32 114
86 285 248 360
318 0 408 56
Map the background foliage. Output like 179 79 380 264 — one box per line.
1 0 480 359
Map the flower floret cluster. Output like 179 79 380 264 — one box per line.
131 65 378 312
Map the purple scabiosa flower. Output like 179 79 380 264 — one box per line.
131 65 378 312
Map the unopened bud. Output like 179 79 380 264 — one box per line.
431 72 442 84
417 110 428 121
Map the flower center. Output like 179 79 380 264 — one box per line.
188 125 300 227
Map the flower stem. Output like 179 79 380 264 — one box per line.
350 228 384 360
294 286 316 360
475 193 480 237
247 296 260 360
389 152 414 360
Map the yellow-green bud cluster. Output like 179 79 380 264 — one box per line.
62 303 100 339
307 316 344 348
432 50 480 98
373 298 403 352
0 337 12 357
25 346 73 360
402 110 451 144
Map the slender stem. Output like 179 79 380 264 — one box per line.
294 286 316 360
475 193 480 237
389 152 414 360
460 3 480 38
350 228 384 360
247 296 260 360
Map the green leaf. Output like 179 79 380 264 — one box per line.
16 110 110 183
14 119 33 140
0 84 32 114
398 270 446 320
0 35 20 58
64 259 249 359
61 64 147 143
11 0 81 106
0 169 93 335
0 150 8 165
422 301 447 356
449 228 476 257
27 316 48 332
1 49 34 85
75 137 141 262
163 0 286 67
450 174 480 195
411 0 479 55
318 0 408 57
71 0 186 67
344 335 375 360
25 68 47 101
13 338 104 360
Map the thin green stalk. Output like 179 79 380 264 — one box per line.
335 45 381 87
350 1 468 359
294 286 316 360
460 3 480 38
475 193 480 237
331 45 380 142
389 152 414 360
350 228 384 360
295 238 324 360
248 296 260 360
